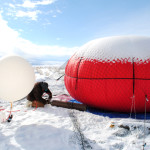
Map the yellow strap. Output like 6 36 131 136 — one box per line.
10 102 13 110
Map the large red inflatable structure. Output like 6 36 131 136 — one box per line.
64 36 150 112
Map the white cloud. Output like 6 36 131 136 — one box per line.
15 10 41 20
3 0 60 22
9 3 16 8
52 15 56 18
42 22 52 28
56 38 61 40
18 0 56 8
0 14 78 62
0 14 19 55
56 9 62 14
16 38 77 57
0 9 3 14
18 0 36 8
37 0 56 5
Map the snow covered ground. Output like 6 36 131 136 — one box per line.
0 65 150 150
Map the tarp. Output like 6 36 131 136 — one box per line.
69 99 150 120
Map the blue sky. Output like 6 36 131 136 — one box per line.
0 0 150 65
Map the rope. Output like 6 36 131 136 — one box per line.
65 74 150 80
132 58 135 95
46 59 69 81
0 108 5 111
130 96 134 118
69 109 92 150
143 95 148 150
56 74 65 81
130 95 136 119
134 96 136 119
75 57 83 90
33 101 38 111
7 110 20 112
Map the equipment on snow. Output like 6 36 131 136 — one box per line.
7 115 13 122
51 100 87 111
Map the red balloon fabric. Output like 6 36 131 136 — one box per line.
64 36 150 112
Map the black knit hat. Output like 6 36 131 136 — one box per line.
40 82 48 91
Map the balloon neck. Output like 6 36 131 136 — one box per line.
11 102 13 109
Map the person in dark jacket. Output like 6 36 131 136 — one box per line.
27 82 52 106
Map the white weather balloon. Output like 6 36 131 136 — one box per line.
0 55 35 102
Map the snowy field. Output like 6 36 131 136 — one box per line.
0 65 150 150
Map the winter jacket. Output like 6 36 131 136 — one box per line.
27 82 52 105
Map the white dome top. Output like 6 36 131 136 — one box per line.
75 36 150 61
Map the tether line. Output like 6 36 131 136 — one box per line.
69 110 92 150
132 58 135 95
75 57 83 90
65 74 150 80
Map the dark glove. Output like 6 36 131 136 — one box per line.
46 99 51 104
